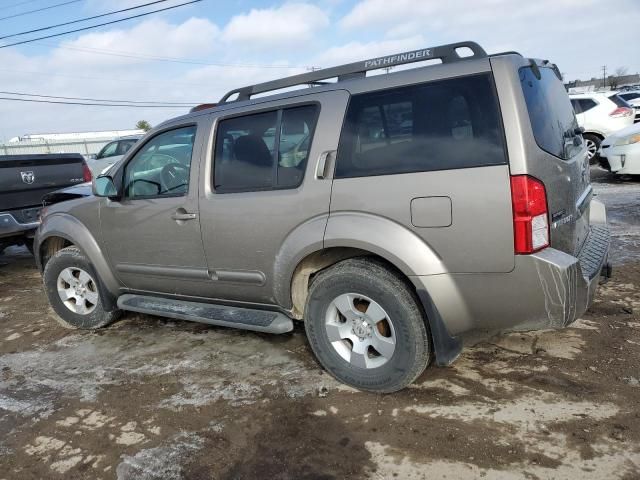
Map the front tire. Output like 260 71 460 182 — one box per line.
304 258 431 393
43 246 120 329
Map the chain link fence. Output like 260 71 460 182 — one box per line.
0 139 111 158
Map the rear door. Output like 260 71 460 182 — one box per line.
518 65 590 256
198 90 349 304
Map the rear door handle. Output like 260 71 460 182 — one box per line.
171 212 197 221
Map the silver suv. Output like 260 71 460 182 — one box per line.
35 42 610 392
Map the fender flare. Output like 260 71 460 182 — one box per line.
35 213 120 305
276 211 461 365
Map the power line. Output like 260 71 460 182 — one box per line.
0 97 193 108
0 0 40 12
0 1 82 22
1 0 171 40
0 90 201 105
0 0 202 48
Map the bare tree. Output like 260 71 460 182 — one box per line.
610 67 629 89
615 67 628 77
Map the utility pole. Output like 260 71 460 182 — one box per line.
602 65 607 89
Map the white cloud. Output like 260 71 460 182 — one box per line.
221 3 329 49
51 17 219 68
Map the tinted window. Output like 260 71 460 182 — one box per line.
620 92 640 101
579 99 597 112
214 105 319 192
608 94 631 108
520 66 582 160
336 73 506 178
124 126 196 198
97 141 118 159
570 99 581 114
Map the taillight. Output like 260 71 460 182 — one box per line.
510 175 549 254
82 162 92 183
610 107 633 118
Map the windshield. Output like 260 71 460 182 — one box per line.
519 66 583 160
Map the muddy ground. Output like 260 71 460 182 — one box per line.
0 169 638 480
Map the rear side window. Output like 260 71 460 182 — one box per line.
214 105 319 192
335 73 506 178
608 94 631 108
520 66 582 160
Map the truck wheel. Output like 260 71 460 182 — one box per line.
584 133 601 164
43 246 120 329
304 258 431 393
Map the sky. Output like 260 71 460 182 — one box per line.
0 0 639 141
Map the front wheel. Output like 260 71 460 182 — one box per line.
43 246 121 329
304 258 431 393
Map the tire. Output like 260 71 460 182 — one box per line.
583 133 602 165
304 257 431 393
43 246 121 329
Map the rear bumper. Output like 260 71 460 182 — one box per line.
0 212 39 240
413 203 610 336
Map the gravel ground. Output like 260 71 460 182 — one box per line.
0 169 638 480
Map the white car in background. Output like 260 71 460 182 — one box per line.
599 122 640 175
87 135 142 175
569 92 635 163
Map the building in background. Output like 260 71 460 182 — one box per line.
1 129 145 157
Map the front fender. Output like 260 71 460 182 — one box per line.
35 213 120 297
324 212 446 276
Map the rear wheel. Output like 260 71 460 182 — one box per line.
43 246 120 329
583 133 602 165
304 258 431 393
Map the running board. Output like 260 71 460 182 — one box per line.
117 294 294 334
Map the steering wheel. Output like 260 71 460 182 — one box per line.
160 162 189 192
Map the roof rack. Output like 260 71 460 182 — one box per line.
220 41 487 103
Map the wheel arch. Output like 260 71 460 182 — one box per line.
36 213 120 300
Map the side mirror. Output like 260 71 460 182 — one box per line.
88 154 97 160
93 176 119 199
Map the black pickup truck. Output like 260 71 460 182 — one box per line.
0 153 91 254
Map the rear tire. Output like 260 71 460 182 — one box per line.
584 133 602 165
43 246 121 329
304 258 431 393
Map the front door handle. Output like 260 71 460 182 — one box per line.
171 211 197 221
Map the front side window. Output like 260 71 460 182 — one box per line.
336 73 506 178
214 104 319 192
97 141 118 159
123 126 196 199
520 66 582 160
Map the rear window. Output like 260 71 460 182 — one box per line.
335 73 507 178
608 94 631 108
520 66 582 160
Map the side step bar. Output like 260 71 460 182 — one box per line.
117 294 294 334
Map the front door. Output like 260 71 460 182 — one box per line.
198 90 349 306
101 123 210 295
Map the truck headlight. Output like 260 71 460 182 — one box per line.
615 133 640 146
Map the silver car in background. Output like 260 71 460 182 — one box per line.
87 135 142 175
